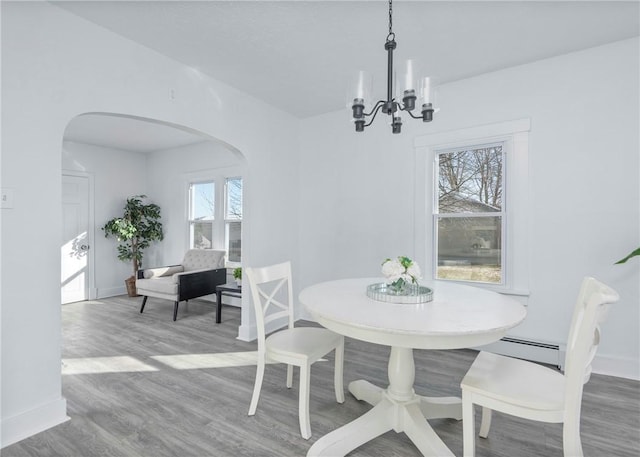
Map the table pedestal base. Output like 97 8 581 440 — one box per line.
307 347 462 457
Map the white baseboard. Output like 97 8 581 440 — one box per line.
477 338 639 380
591 353 639 380
237 323 255 342
237 319 287 343
201 293 241 307
1 398 69 448
238 312 286 342
96 286 126 298
476 337 561 367
193 293 218 303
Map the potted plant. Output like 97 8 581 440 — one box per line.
616 248 640 264
102 195 164 296
233 267 242 287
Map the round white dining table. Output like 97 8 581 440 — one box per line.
299 278 527 457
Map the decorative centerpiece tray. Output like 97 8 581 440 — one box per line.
366 283 433 304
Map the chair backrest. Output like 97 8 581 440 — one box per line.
181 249 226 271
245 261 295 354
563 277 620 416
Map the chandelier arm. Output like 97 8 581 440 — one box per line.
362 100 386 118
364 103 385 128
402 107 424 119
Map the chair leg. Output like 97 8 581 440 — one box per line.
173 301 179 321
462 391 476 457
249 358 266 416
479 406 492 438
140 296 148 313
299 364 311 439
334 337 345 403
563 415 584 457
286 364 293 389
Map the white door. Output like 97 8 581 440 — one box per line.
61 175 91 304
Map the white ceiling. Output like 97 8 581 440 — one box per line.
55 0 639 151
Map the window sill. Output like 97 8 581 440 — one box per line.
435 279 530 297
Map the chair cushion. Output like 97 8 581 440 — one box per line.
182 249 226 272
136 276 178 295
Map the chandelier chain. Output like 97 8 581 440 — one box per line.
387 0 395 42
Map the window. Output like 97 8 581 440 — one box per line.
414 118 530 295
435 143 505 284
189 181 215 249
187 176 243 263
225 177 243 262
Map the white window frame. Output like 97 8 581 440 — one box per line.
414 119 530 296
184 167 243 267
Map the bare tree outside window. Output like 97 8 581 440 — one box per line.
435 144 504 284
190 182 214 249
438 145 502 211
225 177 242 219
225 177 242 262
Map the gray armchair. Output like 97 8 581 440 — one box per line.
136 249 227 321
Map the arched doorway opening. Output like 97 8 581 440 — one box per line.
60 112 248 319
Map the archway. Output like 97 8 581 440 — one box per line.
61 112 248 321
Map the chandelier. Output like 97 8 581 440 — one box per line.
350 0 434 134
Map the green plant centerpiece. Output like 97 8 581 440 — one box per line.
102 195 164 296
233 267 242 286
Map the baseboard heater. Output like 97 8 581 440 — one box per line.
478 337 561 368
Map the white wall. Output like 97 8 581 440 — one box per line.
145 140 244 267
144 129 300 332
1 2 299 447
62 141 148 297
299 38 640 379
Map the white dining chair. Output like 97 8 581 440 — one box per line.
246 261 345 439
460 277 620 457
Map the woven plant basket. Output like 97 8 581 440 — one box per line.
125 276 139 297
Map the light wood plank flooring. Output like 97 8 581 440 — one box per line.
4 295 639 456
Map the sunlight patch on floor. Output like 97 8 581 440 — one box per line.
63 352 329 373
151 351 260 369
62 356 159 375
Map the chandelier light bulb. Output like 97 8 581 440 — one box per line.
420 77 432 105
348 71 372 108
404 59 415 93
356 71 366 99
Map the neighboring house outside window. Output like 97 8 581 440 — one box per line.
188 174 243 265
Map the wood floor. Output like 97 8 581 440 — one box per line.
4 295 639 457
